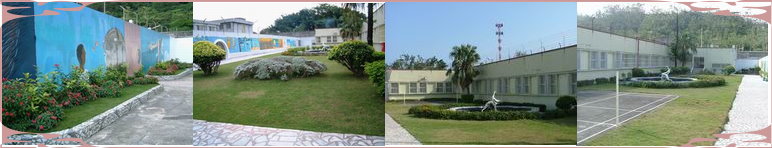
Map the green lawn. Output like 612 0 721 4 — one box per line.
386 102 577 145
193 54 385 136
580 75 742 146
44 84 158 132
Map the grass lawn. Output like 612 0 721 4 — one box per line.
580 75 742 146
385 102 577 145
43 84 159 132
193 54 385 136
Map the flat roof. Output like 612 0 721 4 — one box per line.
476 44 577 67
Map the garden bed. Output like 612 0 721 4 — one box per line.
6 84 161 145
624 75 726 88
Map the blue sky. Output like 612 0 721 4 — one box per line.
386 2 577 63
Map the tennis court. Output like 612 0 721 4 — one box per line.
577 90 678 145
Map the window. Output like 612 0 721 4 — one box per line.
549 75 557 94
570 73 577 94
614 52 622 68
445 82 453 93
326 36 332 43
390 83 399 94
600 52 608 69
332 36 338 42
419 83 427 93
624 53 636 68
640 55 650 68
539 75 546 94
498 78 509 94
435 82 445 93
409 83 417 93
316 37 322 43
518 77 530 94
694 57 705 68
590 51 599 69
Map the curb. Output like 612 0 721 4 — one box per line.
148 68 193 81
5 85 165 145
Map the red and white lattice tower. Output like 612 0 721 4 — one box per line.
495 23 504 60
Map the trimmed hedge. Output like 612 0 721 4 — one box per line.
327 40 379 76
625 75 726 88
408 104 540 121
233 56 327 80
364 60 386 95
193 41 226 75
555 96 576 110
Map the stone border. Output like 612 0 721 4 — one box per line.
5 85 164 145
147 68 193 81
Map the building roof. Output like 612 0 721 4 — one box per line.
264 31 315 37
387 70 452 82
477 44 577 67
196 18 254 25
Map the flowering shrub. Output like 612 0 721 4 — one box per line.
233 56 327 80
148 58 191 75
94 80 123 98
131 77 159 85
2 73 63 131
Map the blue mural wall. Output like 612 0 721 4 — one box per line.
193 36 264 53
2 2 37 79
1 2 172 78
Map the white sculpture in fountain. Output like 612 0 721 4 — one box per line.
481 91 501 112
660 66 672 81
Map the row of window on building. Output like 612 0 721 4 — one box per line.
388 74 577 96
585 51 670 70
315 36 339 44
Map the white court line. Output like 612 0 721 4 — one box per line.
578 105 641 112
578 93 631 106
577 95 677 144
578 120 616 126
577 95 674 140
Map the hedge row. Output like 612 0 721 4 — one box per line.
407 103 573 121
624 75 726 88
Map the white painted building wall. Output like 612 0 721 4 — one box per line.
170 37 193 63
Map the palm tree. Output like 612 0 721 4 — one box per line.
668 33 697 67
342 3 375 46
340 9 363 41
447 44 481 94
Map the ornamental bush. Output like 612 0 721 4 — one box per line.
233 56 327 80
624 75 726 88
328 40 379 76
193 41 226 75
132 77 159 85
632 68 646 77
408 104 541 121
364 60 386 95
555 96 576 111
723 65 736 75
94 80 122 98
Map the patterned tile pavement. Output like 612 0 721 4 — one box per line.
193 120 385 146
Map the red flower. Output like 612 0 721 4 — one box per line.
32 119 37 123
39 125 44 131
2 77 7 82
16 93 21 98
50 116 58 120
26 112 30 116
54 64 60 67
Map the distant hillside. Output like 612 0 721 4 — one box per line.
88 2 193 32
578 4 767 51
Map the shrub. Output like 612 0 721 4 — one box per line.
632 68 646 77
555 96 576 110
106 64 129 85
328 40 378 76
94 80 122 98
133 67 146 78
2 73 63 132
364 60 386 95
132 77 159 85
461 94 475 102
372 51 385 61
408 104 540 121
233 56 327 80
697 69 716 75
542 109 576 119
722 65 736 75
193 41 227 75
282 47 308 56
624 75 725 88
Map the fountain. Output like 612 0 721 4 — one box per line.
447 91 539 112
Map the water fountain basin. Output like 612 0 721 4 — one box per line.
447 105 539 112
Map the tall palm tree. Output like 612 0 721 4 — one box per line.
342 3 374 46
447 44 481 94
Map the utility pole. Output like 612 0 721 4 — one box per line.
496 23 504 61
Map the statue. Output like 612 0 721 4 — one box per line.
481 91 501 112
661 66 672 81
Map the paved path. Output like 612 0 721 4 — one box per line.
715 75 770 147
193 120 384 146
85 75 193 145
385 114 421 145
222 48 286 64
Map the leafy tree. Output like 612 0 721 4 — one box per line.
669 33 697 67
578 4 767 51
260 4 363 34
88 2 192 32
389 55 447 70
447 44 481 94
340 9 364 40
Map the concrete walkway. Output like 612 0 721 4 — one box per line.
193 120 384 146
85 75 194 145
385 114 421 145
715 75 770 147
222 48 286 64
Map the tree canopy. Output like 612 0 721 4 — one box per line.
88 2 193 32
578 4 767 51
260 4 364 34
389 55 448 70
